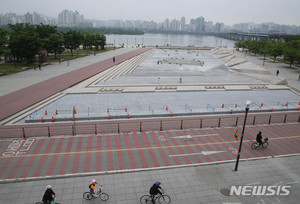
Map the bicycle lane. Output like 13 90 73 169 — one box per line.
0 123 300 181
260 125 300 155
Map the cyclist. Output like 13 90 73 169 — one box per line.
149 181 163 204
89 179 102 197
256 131 263 146
42 185 56 204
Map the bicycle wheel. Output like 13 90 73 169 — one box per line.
251 142 259 149
262 142 268 149
83 192 93 200
99 192 109 201
140 195 152 204
158 195 171 204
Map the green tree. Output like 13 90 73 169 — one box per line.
63 30 83 56
8 23 41 63
45 33 64 59
268 40 284 62
35 24 58 55
284 40 300 67
82 32 94 50
0 28 8 59
93 34 106 50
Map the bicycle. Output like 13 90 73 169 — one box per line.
140 190 171 204
35 198 60 204
251 138 269 149
83 187 109 201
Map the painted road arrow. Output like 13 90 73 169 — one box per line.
169 151 225 157
172 134 218 139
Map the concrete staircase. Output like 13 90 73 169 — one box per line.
95 49 154 83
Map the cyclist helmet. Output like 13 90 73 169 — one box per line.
92 179 96 183
154 182 161 186
46 185 52 189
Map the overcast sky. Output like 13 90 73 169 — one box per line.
1 0 299 26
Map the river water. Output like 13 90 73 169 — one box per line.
106 33 236 48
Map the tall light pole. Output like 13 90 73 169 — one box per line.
234 101 251 171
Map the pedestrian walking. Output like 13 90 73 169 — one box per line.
276 70 279 76
38 64 41 71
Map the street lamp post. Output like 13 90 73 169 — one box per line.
234 101 251 171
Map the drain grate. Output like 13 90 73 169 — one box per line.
220 188 231 196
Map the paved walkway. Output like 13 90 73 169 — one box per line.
232 48 300 90
1 123 299 180
0 154 299 204
0 47 139 97
0 47 151 122
0 46 299 204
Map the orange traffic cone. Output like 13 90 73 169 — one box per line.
45 110 48 115
222 104 224 108
56 110 58 115
270 108 273 112
73 107 77 114
230 110 233 114
166 106 168 111
72 116 75 121
41 117 44 123
128 114 130 119
51 117 55 122
107 108 109 113
170 112 173 117
108 115 111 120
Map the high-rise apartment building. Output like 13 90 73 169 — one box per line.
58 10 85 27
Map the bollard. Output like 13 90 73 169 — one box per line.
235 117 239 126
48 126 50 137
268 115 272 124
22 128 25 138
218 118 221 127
95 124 97 135
160 121 163 131
253 116 256 125
118 123 120 133
180 120 183 130
72 125 75 135
140 122 142 132
283 115 287 123
200 119 202 129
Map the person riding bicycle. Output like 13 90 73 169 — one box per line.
256 131 263 146
149 181 163 204
42 185 56 204
89 179 102 197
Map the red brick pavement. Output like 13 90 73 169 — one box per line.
0 47 152 122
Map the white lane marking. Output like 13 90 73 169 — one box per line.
169 150 225 157
172 134 218 139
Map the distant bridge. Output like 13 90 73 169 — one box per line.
213 32 293 41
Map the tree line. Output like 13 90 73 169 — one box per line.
0 23 107 63
235 39 300 67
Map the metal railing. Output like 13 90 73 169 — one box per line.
0 111 299 138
